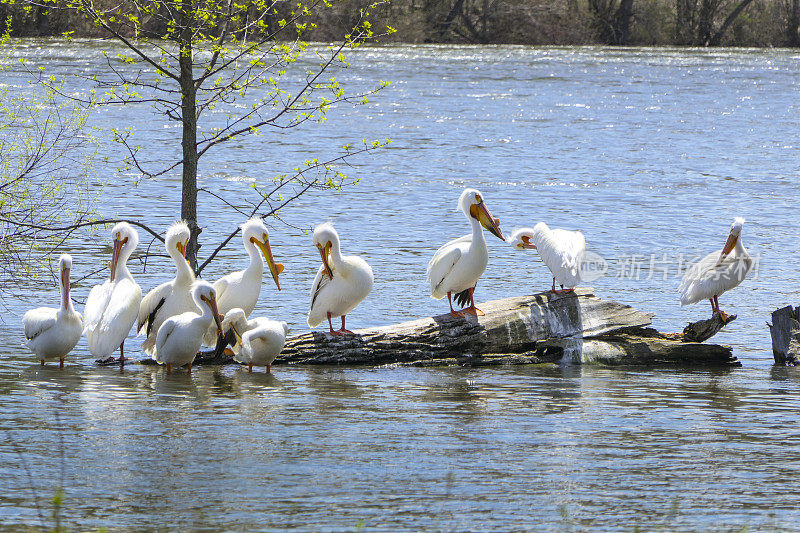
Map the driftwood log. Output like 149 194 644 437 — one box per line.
768 306 800 365
682 313 736 343
275 288 739 367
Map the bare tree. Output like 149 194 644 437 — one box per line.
589 0 635 44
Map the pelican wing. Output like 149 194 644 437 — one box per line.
101 279 142 335
551 229 586 276
310 263 331 310
83 281 113 334
22 308 56 341
426 234 470 298
137 280 171 335
153 319 177 363
212 275 231 304
679 249 752 305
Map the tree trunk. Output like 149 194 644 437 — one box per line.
675 0 697 44
696 0 716 45
707 0 755 45
768 306 800 365
612 0 635 44
179 2 200 270
787 0 800 47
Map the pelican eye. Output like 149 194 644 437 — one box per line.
475 194 482 203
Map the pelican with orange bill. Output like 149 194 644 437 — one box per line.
427 188 506 318
679 217 753 321
202 217 284 347
307 222 374 336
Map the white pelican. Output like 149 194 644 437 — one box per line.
509 223 586 294
83 222 143 364
137 221 196 356
307 223 373 335
221 308 288 373
155 280 223 372
201 217 283 347
427 188 505 317
22 254 82 368
679 217 753 320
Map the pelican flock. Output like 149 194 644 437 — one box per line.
679 217 753 320
427 188 504 317
84 222 142 364
510 223 586 294
19 189 759 370
221 308 288 373
22 254 83 368
307 223 373 335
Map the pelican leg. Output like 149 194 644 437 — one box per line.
447 292 465 318
59 357 64 369
462 287 485 316
550 277 562 294
328 312 345 336
40 359 45 366
187 362 192 373
248 362 253 373
117 339 126 365
709 298 717 314
338 315 355 335
714 295 730 321
166 363 172 373
267 364 271 374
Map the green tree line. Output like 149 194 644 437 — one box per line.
2 0 799 46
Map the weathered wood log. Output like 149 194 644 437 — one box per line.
682 313 736 343
768 306 800 365
276 288 739 367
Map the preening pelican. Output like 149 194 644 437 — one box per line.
137 221 196 356
155 280 223 372
427 188 505 317
221 308 288 373
307 223 373 335
679 217 753 320
201 218 283 347
510 223 585 294
22 254 82 368
84 222 142 364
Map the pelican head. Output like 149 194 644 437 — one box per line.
110 222 139 282
457 188 505 241
194 280 223 335
58 254 72 310
242 218 283 290
221 307 248 347
165 221 191 261
718 217 746 264
509 228 537 250
312 222 339 280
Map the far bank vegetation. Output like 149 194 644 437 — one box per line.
2 0 799 47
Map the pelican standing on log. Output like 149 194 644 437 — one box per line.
221 308 288 373
427 188 505 317
22 254 82 368
84 222 142 364
307 223 374 335
137 221 195 356
509 223 585 294
679 217 753 321
202 217 283 347
155 280 223 372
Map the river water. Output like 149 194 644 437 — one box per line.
1 41 800 530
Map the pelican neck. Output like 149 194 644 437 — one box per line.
171 246 195 283
243 237 265 276
328 238 344 269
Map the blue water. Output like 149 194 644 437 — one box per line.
1 42 800 530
